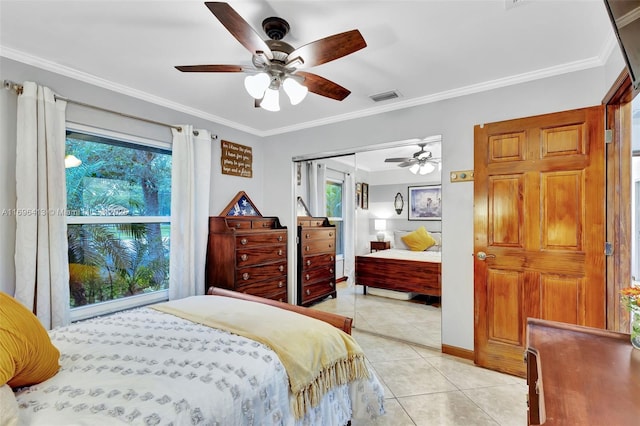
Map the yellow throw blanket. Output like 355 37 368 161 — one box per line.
150 295 369 419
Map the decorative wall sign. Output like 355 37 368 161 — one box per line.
361 183 369 209
221 140 253 178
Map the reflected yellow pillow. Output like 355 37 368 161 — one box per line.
401 226 437 251
0 292 60 387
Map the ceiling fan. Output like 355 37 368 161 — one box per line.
384 143 441 175
175 2 367 111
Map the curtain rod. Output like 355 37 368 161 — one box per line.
3 79 217 139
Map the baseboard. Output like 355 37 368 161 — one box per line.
441 344 474 361
336 276 347 283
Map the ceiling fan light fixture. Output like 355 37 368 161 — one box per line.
419 162 436 175
261 87 280 111
244 72 271 99
283 77 308 105
409 163 420 174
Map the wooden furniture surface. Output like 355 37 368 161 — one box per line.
297 216 337 306
370 240 391 252
355 254 441 296
206 216 288 302
208 286 352 335
526 318 640 426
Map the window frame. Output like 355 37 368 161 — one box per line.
66 123 171 321
326 176 345 258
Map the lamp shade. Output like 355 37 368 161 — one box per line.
260 87 280 112
374 219 386 242
283 77 308 105
409 163 420 174
419 162 435 175
244 73 271 99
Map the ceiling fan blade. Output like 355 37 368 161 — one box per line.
296 71 350 101
175 65 245 72
384 158 413 163
286 29 366 69
205 2 273 60
398 161 417 168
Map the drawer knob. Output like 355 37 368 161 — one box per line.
278 235 283 242
329 232 333 237
279 265 284 272
328 243 333 248
279 298 284 302
242 273 250 281
306 289 311 295
330 282 334 288
240 254 248 261
305 246 310 252
330 256 334 261
306 233 310 239
277 249 283 256
236 223 241 228
330 268 334 274
278 281 284 288
263 222 269 227
240 238 248 245
306 260 312 266
305 274 310 281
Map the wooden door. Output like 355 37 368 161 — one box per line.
474 106 605 377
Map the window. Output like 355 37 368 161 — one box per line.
65 127 171 320
326 179 344 256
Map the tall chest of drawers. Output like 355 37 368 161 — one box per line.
206 216 288 302
297 217 336 306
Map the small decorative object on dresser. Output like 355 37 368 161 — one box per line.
297 216 336 306
620 285 640 349
206 191 288 302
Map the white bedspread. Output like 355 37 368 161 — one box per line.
14 306 384 425
363 248 441 263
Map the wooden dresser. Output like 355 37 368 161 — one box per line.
297 216 336 306
526 318 640 425
206 216 288 302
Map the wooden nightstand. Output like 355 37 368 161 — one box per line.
370 240 391 252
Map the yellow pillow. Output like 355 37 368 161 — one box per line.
401 226 437 251
0 292 60 388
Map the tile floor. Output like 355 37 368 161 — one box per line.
314 284 528 426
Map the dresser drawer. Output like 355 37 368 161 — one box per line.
236 261 286 285
301 239 335 255
300 228 336 241
301 281 335 303
252 218 276 229
300 253 335 271
236 245 286 267
301 266 334 284
298 219 326 227
238 275 287 296
236 231 286 247
226 219 252 229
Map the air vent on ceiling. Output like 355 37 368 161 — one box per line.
369 90 400 103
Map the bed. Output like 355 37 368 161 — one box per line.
355 230 442 297
4 288 385 426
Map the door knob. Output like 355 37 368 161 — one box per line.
476 251 496 261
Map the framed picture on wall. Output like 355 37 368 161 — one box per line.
408 185 442 220
362 183 369 209
356 182 362 208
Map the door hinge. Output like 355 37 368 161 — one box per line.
605 242 613 256
605 129 613 144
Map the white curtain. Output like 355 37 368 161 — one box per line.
307 161 327 217
343 173 356 283
14 81 69 329
169 126 212 300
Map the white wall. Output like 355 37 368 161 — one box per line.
261 62 623 351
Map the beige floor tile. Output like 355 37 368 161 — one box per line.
425 356 521 389
371 358 457 398
356 398 416 426
399 392 499 426
353 330 423 363
462 384 528 426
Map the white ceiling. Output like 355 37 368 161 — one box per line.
0 0 617 145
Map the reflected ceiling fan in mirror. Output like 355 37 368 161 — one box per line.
175 2 367 111
384 143 442 175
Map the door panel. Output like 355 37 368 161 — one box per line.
474 106 605 377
